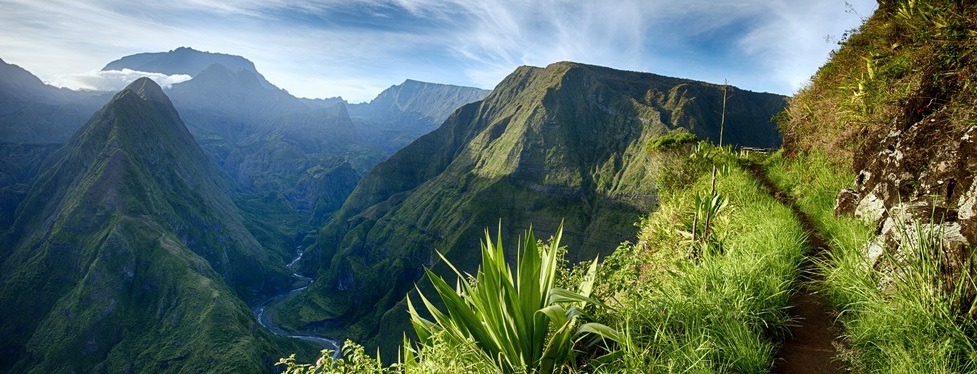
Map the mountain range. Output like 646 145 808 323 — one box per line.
0 78 315 372
277 61 786 356
0 48 785 372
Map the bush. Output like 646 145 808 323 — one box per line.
407 225 620 374
646 132 698 153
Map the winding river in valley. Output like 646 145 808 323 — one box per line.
254 247 341 355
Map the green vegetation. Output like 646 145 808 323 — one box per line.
646 132 698 153
0 79 318 373
284 62 786 358
282 144 810 372
406 226 618 374
781 0 977 167
765 151 977 372
278 341 391 374
772 2 977 370
591 146 806 372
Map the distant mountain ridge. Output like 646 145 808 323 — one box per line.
348 79 491 154
92 49 491 229
0 79 313 373
280 61 787 356
0 58 109 143
103 46 259 77
349 79 491 123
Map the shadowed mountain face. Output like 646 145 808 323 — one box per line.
0 58 109 144
280 61 787 355
0 79 313 373
348 79 490 154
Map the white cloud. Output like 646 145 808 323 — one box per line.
51 69 192 92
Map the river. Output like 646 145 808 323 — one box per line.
254 247 341 355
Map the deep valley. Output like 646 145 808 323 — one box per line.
4 3 977 372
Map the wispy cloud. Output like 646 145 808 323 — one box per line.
55 69 192 92
0 0 875 101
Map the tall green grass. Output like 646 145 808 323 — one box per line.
593 147 807 372
764 151 977 372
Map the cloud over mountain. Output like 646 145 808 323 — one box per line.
54 69 191 92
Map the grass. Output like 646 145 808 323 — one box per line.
769 3 977 370
589 146 807 372
781 1 977 168
281 145 810 373
764 151 977 372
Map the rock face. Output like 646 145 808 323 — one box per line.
282 61 787 356
840 111 976 289
834 188 860 217
347 79 491 155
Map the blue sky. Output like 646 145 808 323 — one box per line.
0 0 876 102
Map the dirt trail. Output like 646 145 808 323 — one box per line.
746 163 845 374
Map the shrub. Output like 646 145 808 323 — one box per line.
646 132 698 153
407 225 620 374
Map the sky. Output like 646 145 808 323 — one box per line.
0 0 877 103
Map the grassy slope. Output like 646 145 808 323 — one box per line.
279 146 812 373
775 1 977 371
781 1 977 170
588 147 806 372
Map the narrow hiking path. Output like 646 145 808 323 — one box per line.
745 162 845 374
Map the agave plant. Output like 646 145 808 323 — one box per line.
407 225 620 373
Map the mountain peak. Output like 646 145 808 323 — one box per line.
120 77 170 105
0 73 295 372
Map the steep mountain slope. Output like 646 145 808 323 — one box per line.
0 79 312 373
348 79 490 153
0 58 108 143
228 103 364 225
0 143 61 231
161 62 366 229
282 61 786 353
97 50 493 233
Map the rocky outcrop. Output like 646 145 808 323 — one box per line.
836 110 977 291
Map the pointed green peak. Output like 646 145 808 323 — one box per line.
117 77 171 106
